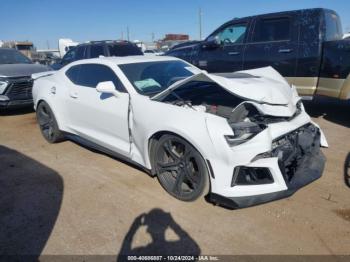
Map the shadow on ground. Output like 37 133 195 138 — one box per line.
0 146 63 257
303 96 350 128
118 209 200 260
0 106 34 116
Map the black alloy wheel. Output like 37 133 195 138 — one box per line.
36 101 64 143
154 134 209 201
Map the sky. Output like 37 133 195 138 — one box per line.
2 0 350 49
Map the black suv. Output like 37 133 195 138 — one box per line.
51 40 143 70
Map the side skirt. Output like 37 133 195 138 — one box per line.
64 133 151 175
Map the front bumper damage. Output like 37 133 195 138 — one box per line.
208 124 326 209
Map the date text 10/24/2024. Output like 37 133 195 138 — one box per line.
127 255 219 261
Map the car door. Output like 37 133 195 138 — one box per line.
64 63 131 156
197 20 250 73
243 15 298 79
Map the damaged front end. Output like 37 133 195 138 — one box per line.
207 100 326 208
210 123 326 209
251 123 325 186
154 67 327 208
272 123 322 183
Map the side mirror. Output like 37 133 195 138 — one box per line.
202 36 221 49
96 81 120 97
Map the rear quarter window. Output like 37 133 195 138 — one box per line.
325 12 343 41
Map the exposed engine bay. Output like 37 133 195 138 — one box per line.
161 80 302 126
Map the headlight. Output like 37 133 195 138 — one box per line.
225 122 264 146
0 80 9 94
297 100 304 111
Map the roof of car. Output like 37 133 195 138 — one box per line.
222 8 331 26
98 55 181 65
77 40 137 46
65 56 184 69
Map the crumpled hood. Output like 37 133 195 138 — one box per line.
210 67 293 105
154 66 294 106
153 66 301 117
0 64 51 78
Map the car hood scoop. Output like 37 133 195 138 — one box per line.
153 66 293 106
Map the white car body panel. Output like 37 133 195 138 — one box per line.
32 56 327 208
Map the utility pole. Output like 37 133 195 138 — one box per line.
127 26 130 41
198 7 202 40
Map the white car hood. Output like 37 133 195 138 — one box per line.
153 66 293 106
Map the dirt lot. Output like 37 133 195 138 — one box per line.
0 97 349 257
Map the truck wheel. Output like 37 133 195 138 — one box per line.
36 101 64 143
153 134 209 201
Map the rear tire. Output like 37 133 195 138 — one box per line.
152 134 209 201
36 101 64 143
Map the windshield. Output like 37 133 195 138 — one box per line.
0 49 32 64
119 60 195 96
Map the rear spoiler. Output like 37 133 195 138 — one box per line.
32 71 55 80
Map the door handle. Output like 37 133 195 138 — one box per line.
70 92 78 98
228 51 240 55
278 48 293 53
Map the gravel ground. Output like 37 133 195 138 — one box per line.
0 97 349 258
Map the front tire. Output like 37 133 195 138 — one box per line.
152 134 209 201
36 101 64 143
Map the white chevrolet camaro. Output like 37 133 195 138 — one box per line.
32 56 328 209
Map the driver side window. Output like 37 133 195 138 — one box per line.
66 64 127 92
217 23 247 45
77 64 126 92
